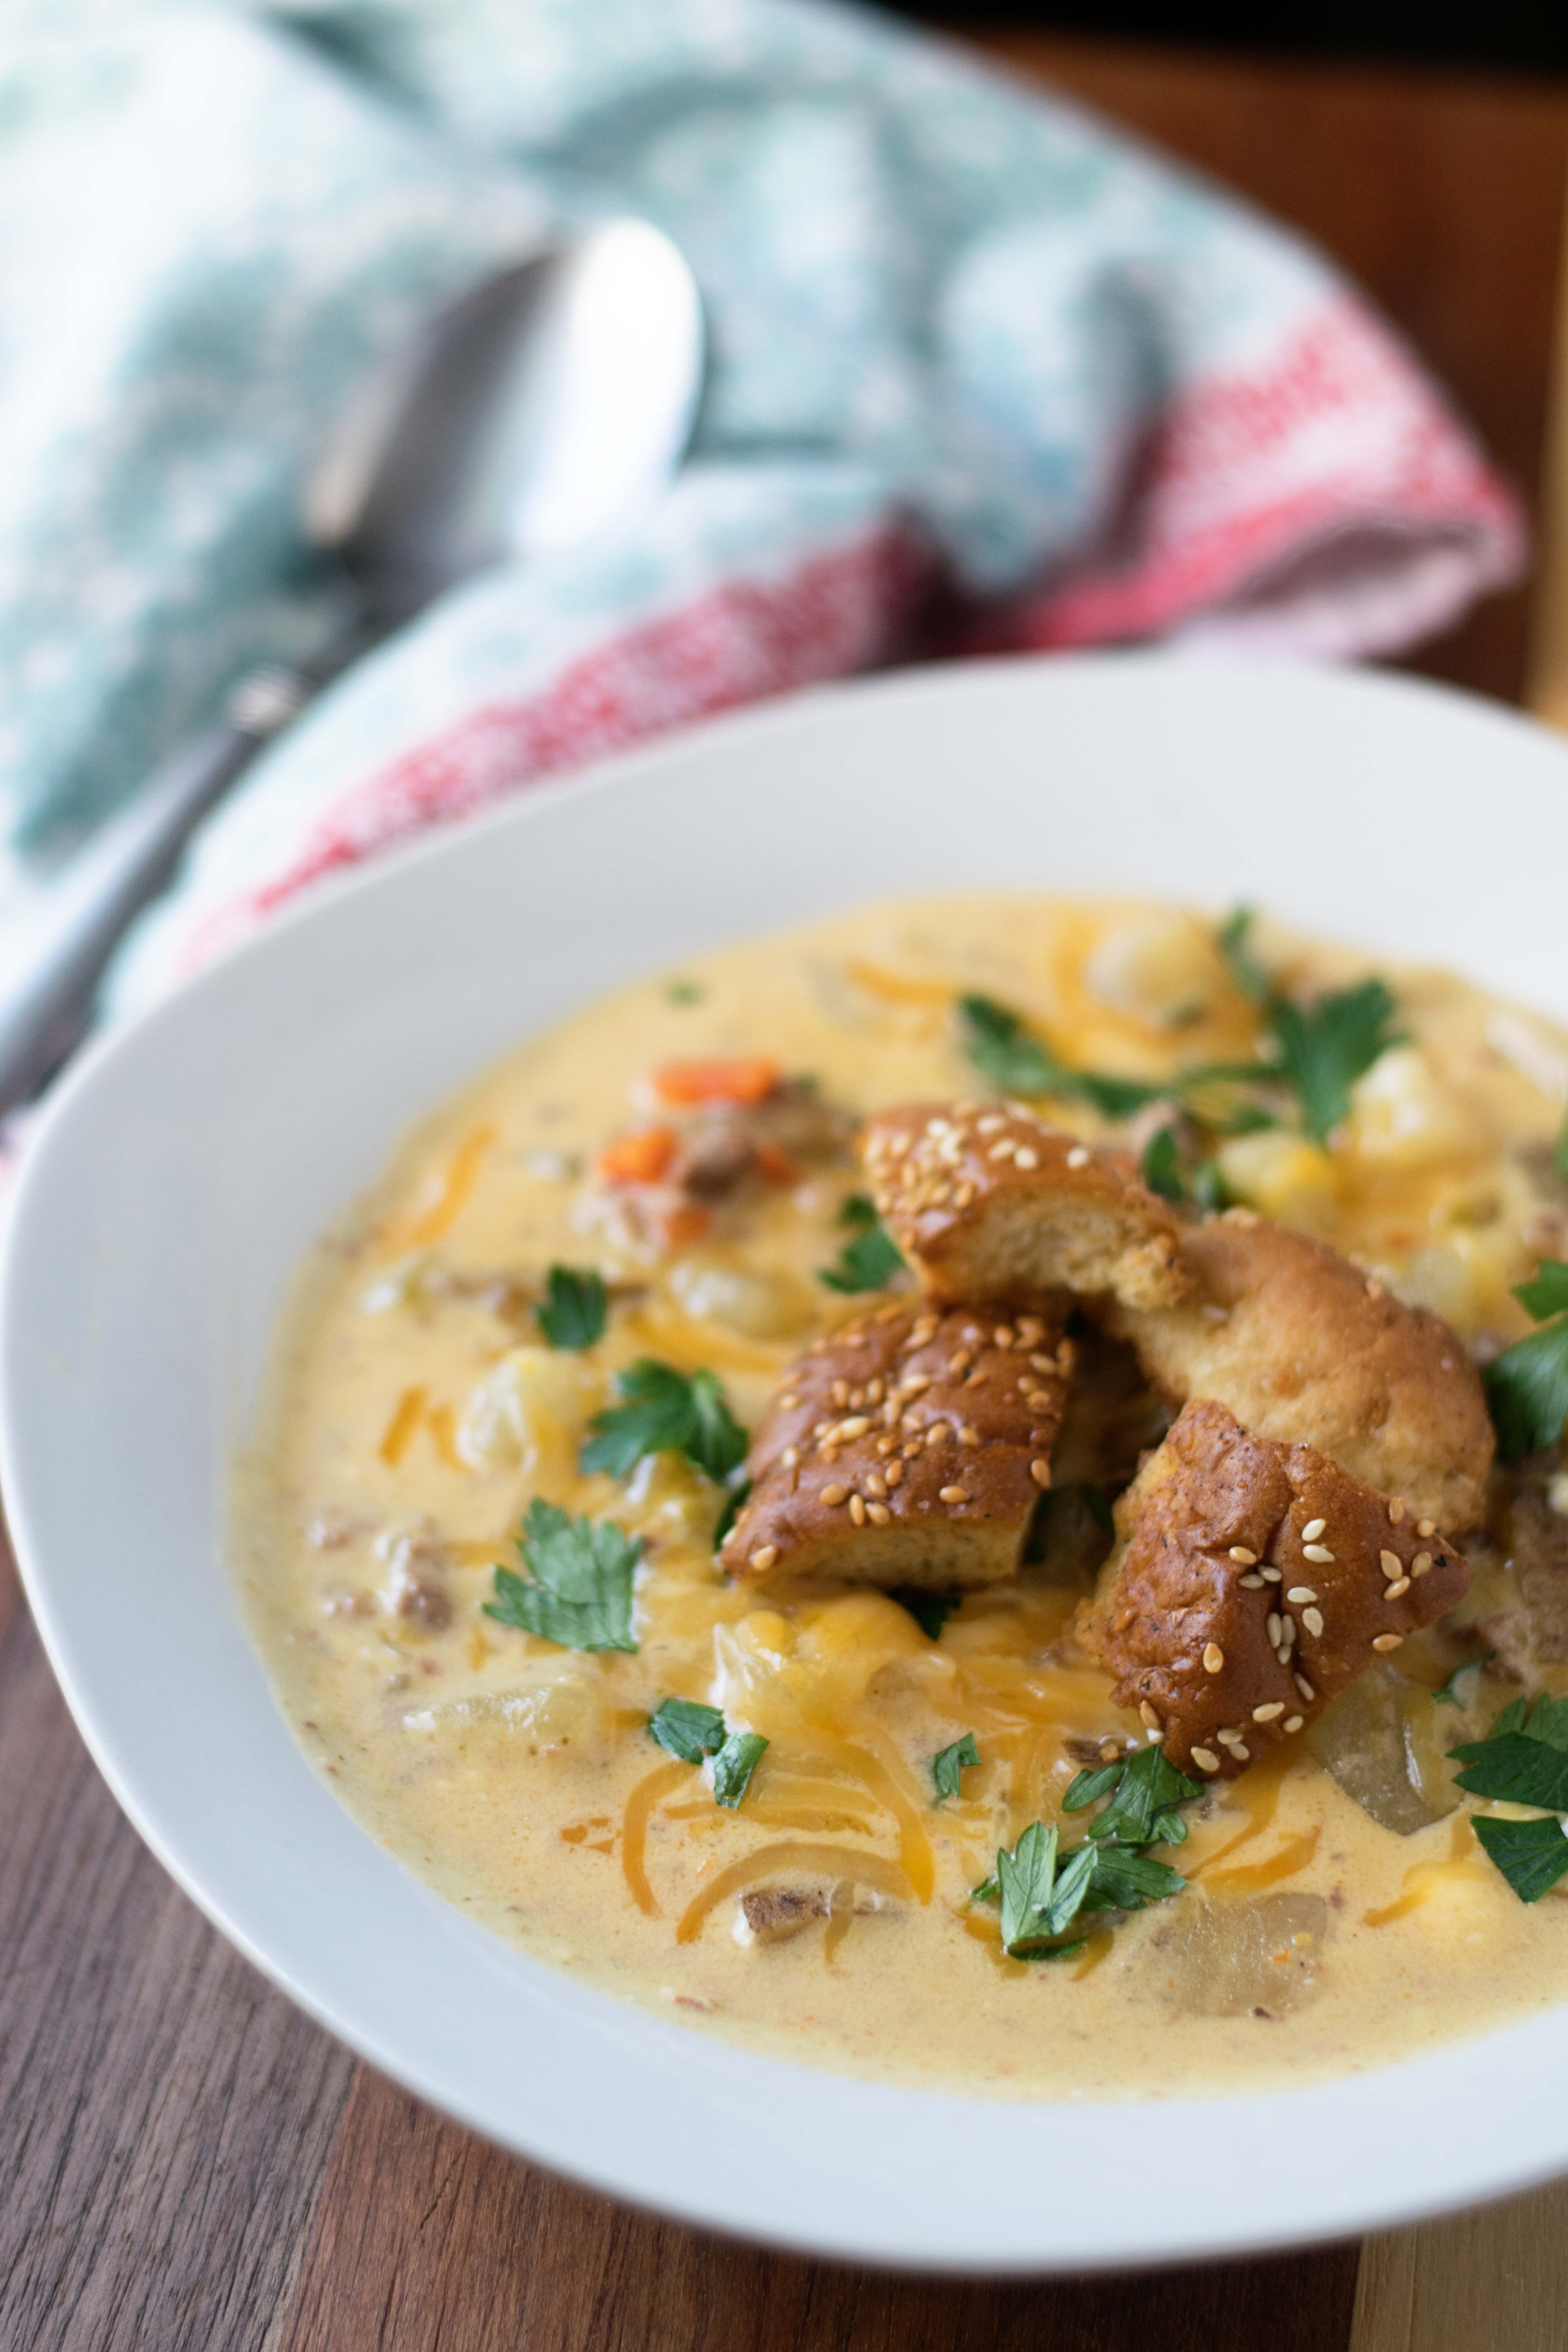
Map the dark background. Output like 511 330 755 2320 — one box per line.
893 1 1568 73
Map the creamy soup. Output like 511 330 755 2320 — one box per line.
237 896 1568 2097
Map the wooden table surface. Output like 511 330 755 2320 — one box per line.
7 33 1568 2352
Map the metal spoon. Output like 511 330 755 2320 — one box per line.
0 216 703 1111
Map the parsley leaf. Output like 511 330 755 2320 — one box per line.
1471 1813 1568 1903
1213 910 1402 1146
1191 1158 1230 1214
711 1730 768 1808
1269 980 1404 1146
932 1732 980 1803
838 1192 879 1229
958 995 1163 1120
535 1263 608 1350
483 1498 640 1652
666 978 703 1004
581 1359 748 1483
998 1820 1060 1951
1064 1744 1203 1846
1140 1125 1184 1204
648 1697 727 1762
890 1587 953 1640
1076 1846 1188 1911
1483 1259 1568 1459
1450 1731 1568 1812
819 1217 905 1294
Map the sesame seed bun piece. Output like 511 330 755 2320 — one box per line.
723 1303 1071 1594
860 1104 1189 1314
1101 1211 1494 1536
1080 1398 1470 1779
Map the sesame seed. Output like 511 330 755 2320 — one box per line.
1229 1546 1258 1566
1239 1573 1265 1589
1029 1352 1055 1373
1417 1519 1436 1539
831 1381 849 1407
959 1426 981 1446
988 1140 1017 1162
1301 1518 1326 1542
1066 1145 1091 1169
1379 1550 1403 1579
1284 1715 1304 1734
849 1495 866 1525
821 1483 848 1507
1252 1702 1285 1722
865 1474 887 1499
1388 1499 1406 1524
1099 1740 1121 1763
749 1546 778 1571
1014 1147 1039 1170
1260 1566 1282 1584
1281 1615 1297 1648
887 1132 910 1158
1302 1543 1334 1565
1372 1632 1403 1652
1301 1606 1324 1638
1366 1279 1384 1300
900 1373 932 1396
885 1461 903 1487
1267 1613 1282 1647
780 1392 800 1410
976 1114 1005 1134
1016 1319 1044 1345
1295 1673 1315 1701
1286 1586 1318 1606
939 1485 969 1504
1203 1643 1225 1673
993 1326 1015 1348
953 1183 976 1208
1030 1459 1051 1488
866 1502 891 1526
924 1422 949 1443
928 1182 952 1206
1191 1748 1221 1774
837 1416 870 1440
948 1350 972 1376
1217 1728 1243 1747
1411 1551 1432 1578
1140 1702 1163 1730
1385 1576 1410 1599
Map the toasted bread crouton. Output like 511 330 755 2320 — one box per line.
1102 1212 1494 1535
1080 1399 1469 1777
861 1104 1189 1313
721 1302 1072 1593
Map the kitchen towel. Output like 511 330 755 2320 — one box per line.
1 0 1525 1012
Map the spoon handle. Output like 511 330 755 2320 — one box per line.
0 668 309 1114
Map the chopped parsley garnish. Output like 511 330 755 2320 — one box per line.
890 1587 953 1640
666 978 704 1004
1064 1742 1203 1847
1214 908 1404 1145
932 1732 980 1803
483 1498 639 1652
1139 1125 1184 1204
819 1215 905 1294
647 1697 768 1806
1482 1258 1568 1459
712 1475 751 1552
1450 1693 1568 1902
711 1730 769 1808
958 995 1162 1120
1190 1157 1230 1214
838 1192 879 1229
984 1815 1187 1959
581 1359 748 1483
534 1263 608 1350
648 1697 727 1762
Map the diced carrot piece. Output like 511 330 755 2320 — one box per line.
652 1056 781 1107
658 1203 713 1248
753 1141 798 1186
597 1125 679 1185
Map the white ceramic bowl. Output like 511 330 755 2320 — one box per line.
6 651 1568 2273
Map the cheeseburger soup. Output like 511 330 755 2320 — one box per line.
238 897 1568 2096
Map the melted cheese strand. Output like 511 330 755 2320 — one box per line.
620 1760 691 1916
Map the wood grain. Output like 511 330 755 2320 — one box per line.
0 1532 354 2352
985 35 1568 706
280 2065 1359 2352
1352 2178 1568 2352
